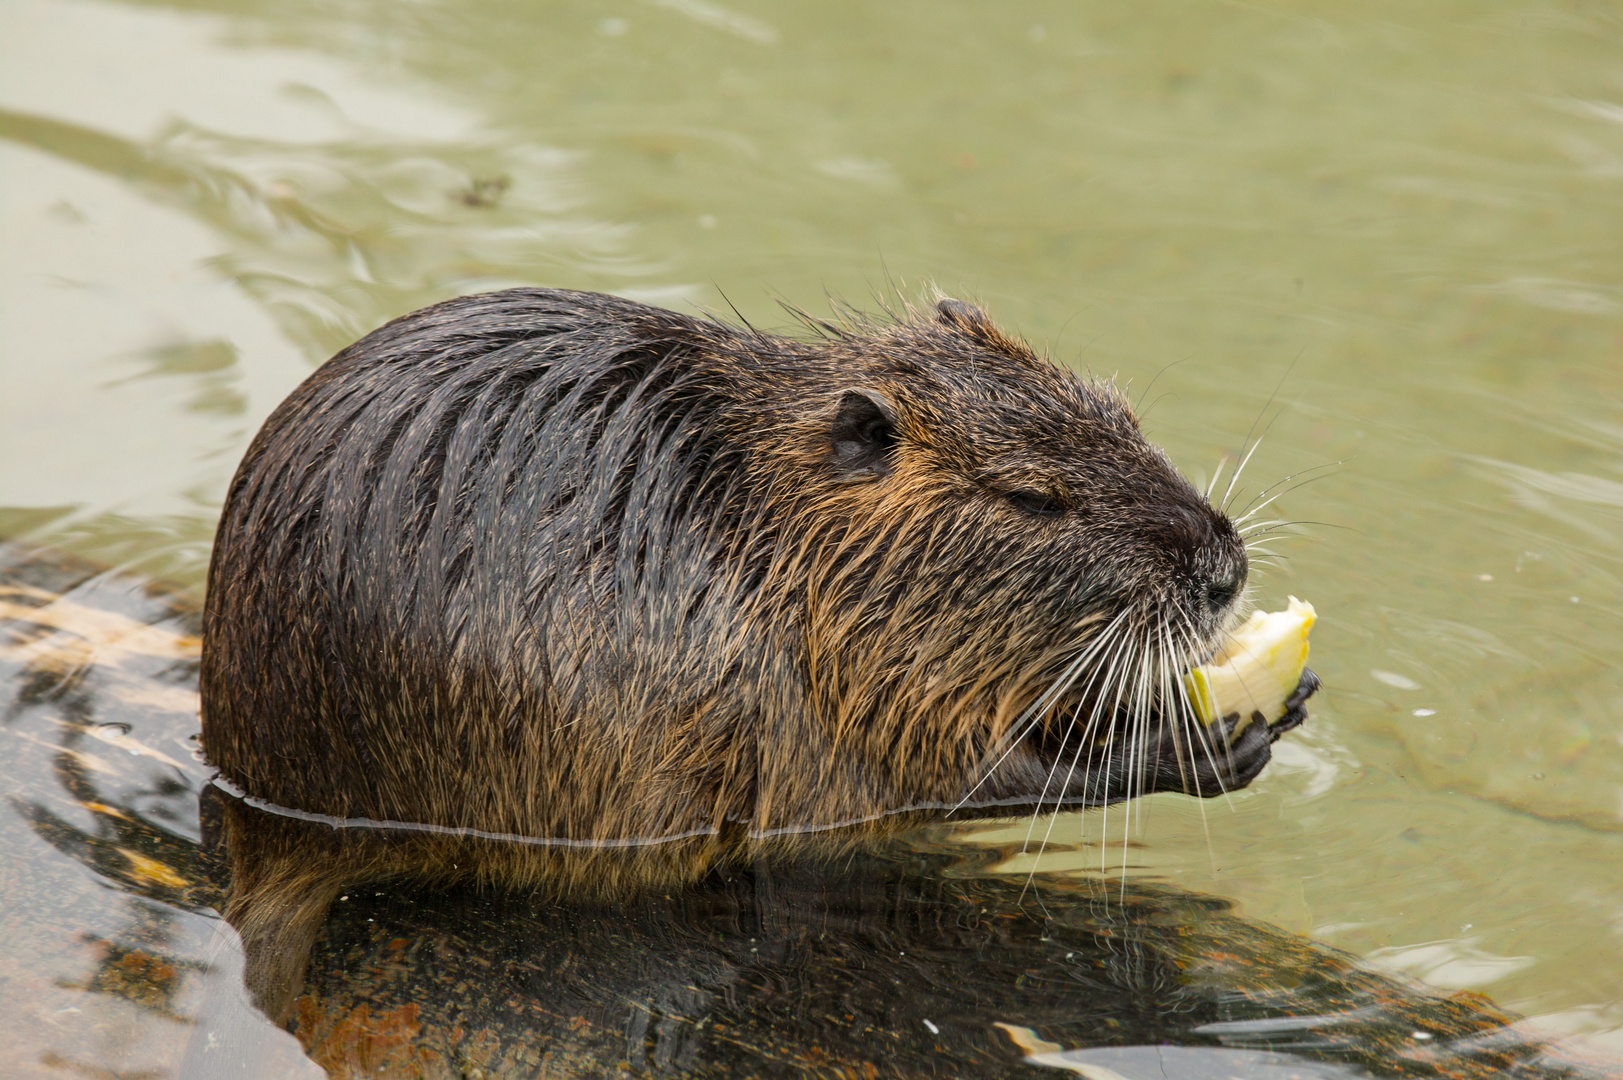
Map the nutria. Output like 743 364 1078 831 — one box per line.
199 287 1315 1019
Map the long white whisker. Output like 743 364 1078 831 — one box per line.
1204 454 1230 501
1166 619 1221 870
1233 460 1342 519
1156 621 1188 794
1020 702 1082 854
1061 620 1141 875
953 607 1132 812
1231 487 1295 528
1220 433 1264 512
1221 349 1307 514
1176 621 1239 806
1238 517 1287 537
1096 629 1141 873
1123 625 1155 884
1030 623 1138 868
1068 626 1132 859
1241 520 1310 540
1031 706 1092 878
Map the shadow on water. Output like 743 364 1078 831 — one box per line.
0 540 1612 1079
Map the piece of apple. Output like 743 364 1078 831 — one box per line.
1183 596 1316 727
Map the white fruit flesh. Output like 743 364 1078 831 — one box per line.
1183 596 1315 727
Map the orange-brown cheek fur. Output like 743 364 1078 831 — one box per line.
755 453 1095 822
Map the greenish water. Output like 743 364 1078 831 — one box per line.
2 0 1621 1074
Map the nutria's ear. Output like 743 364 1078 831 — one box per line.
937 297 1027 355
828 388 898 481
936 297 988 330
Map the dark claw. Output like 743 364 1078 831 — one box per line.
1267 667 1320 742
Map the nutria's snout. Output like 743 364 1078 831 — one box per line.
1189 508 1250 639
1135 484 1250 640
1005 484 1285 810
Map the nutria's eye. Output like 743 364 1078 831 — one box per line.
1008 490 1064 518
829 388 898 481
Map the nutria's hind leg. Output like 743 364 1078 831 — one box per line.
224 862 345 1025
215 800 357 1025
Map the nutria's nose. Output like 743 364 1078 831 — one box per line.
1203 565 1245 616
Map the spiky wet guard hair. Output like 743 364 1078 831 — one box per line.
201 287 1257 853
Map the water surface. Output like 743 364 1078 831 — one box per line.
3 0 1621 1074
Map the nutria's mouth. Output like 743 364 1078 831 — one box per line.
975 665 1321 811
1024 693 1186 776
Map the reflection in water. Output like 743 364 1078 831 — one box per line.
60 900 202 1025
109 339 248 419
280 841 1603 1080
1 542 1614 1078
0 543 238 1075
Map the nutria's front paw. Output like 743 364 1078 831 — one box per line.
1147 668 1320 798
1156 712 1272 797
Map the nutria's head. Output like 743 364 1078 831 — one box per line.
201 287 1299 858
715 296 1256 831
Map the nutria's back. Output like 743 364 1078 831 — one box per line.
202 287 1292 853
